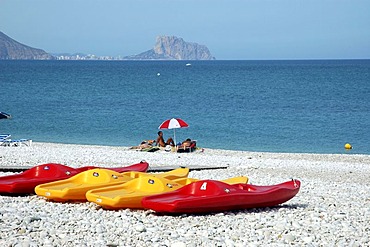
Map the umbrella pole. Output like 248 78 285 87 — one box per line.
173 129 176 147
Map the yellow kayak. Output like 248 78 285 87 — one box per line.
86 175 248 209
35 167 189 202
173 176 248 186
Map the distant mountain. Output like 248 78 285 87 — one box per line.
0 31 54 60
125 36 215 60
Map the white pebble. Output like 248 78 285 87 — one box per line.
303 236 313 243
171 242 186 247
135 224 146 232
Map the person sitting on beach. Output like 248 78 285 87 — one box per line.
156 131 175 147
177 138 196 152
180 138 192 148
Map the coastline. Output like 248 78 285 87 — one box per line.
2 142 370 168
1 142 369 246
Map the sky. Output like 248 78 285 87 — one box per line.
1 0 369 60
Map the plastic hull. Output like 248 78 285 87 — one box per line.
86 174 248 210
85 168 190 209
34 167 188 202
35 169 134 201
0 162 149 194
142 179 300 214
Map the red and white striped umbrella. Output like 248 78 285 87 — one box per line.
158 118 189 129
158 118 189 146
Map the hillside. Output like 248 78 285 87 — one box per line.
125 36 215 60
0 31 54 60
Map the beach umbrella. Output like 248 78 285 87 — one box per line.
0 112 11 120
158 118 189 146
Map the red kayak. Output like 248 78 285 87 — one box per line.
0 161 149 194
142 179 300 214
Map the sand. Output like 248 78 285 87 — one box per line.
0 142 369 246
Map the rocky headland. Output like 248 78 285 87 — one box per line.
125 36 215 60
0 31 54 60
0 32 214 61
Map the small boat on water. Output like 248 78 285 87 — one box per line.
185 63 192 66
0 161 149 194
142 179 300 214
0 111 11 119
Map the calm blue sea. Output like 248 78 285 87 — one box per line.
1 60 369 154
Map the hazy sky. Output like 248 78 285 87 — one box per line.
1 0 369 59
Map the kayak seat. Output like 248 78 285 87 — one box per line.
25 163 79 178
182 180 239 196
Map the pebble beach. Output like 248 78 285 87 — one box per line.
0 142 369 247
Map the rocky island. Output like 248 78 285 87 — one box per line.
0 32 214 61
125 36 215 60
0 31 54 60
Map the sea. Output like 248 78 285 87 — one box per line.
1 60 370 155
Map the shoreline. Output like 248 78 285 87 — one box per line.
34 140 370 156
1 141 370 168
1 142 369 246
0 141 370 164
